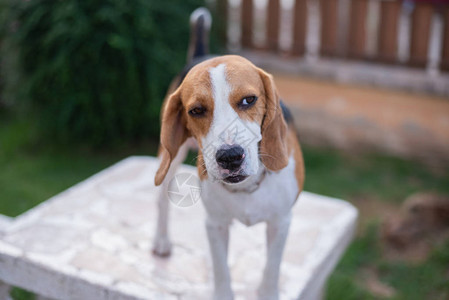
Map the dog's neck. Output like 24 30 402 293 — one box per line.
220 164 267 194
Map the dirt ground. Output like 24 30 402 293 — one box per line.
274 73 449 167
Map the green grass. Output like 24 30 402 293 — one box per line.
326 224 380 300
327 223 449 300
1 115 448 300
380 241 449 300
9 288 35 300
0 149 117 216
0 114 159 217
303 146 449 204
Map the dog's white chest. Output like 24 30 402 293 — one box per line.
201 157 299 226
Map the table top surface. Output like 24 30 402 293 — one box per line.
0 156 357 300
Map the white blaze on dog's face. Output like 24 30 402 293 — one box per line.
199 63 262 183
154 55 289 187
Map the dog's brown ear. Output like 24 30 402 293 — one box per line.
155 89 190 186
258 68 289 171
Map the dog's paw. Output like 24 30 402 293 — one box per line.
152 236 172 257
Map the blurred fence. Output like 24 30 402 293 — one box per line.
221 0 449 73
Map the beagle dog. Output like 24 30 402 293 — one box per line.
153 8 304 300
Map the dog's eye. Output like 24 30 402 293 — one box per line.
188 106 206 117
238 96 258 109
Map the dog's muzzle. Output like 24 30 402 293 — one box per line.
215 145 248 183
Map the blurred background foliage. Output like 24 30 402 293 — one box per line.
0 0 217 147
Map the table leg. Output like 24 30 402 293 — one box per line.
0 280 11 300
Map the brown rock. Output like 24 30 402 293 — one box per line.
381 192 449 261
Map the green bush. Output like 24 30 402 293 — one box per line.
0 0 205 146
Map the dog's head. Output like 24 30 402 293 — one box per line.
155 55 289 186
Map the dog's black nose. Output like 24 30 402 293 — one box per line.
216 145 245 171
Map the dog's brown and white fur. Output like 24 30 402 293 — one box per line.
153 8 304 300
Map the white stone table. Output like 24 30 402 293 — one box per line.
0 156 357 300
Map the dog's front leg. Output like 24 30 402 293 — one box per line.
206 218 234 300
152 178 172 256
153 142 190 257
258 214 292 300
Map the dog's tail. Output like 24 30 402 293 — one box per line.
187 7 212 64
